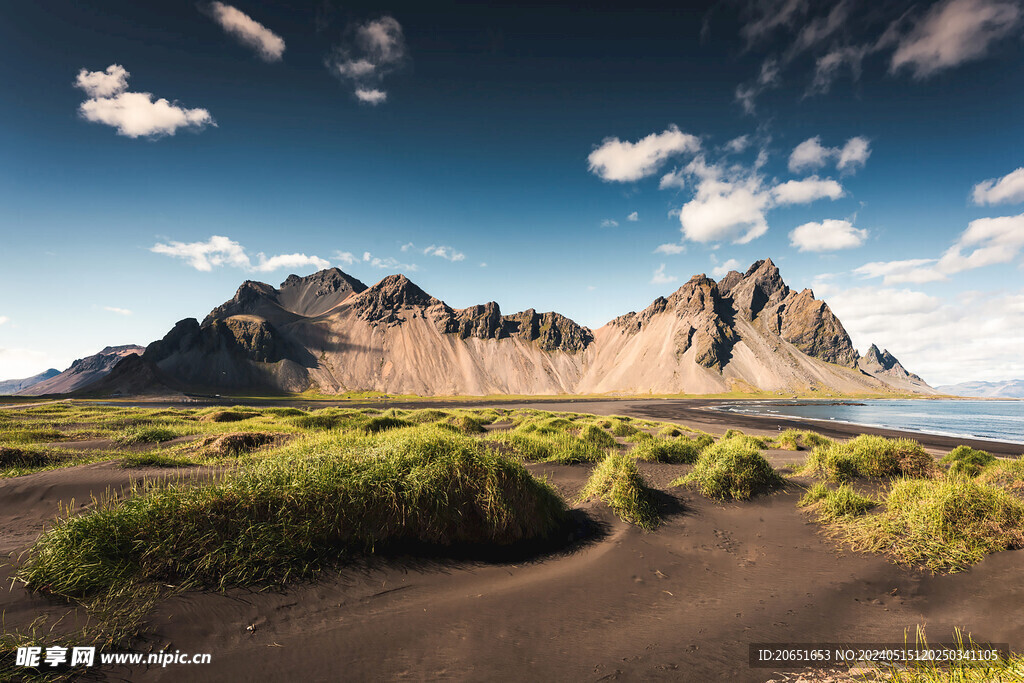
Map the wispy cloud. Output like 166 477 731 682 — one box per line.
972 167 1024 205
151 235 328 273
588 125 701 182
650 263 677 285
423 245 466 262
711 258 741 277
788 136 871 174
600 219 619 228
890 0 1021 78
75 65 214 138
207 2 285 62
854 211 1024 283
326 16 408 105
627 211 639 222
103 306 133 316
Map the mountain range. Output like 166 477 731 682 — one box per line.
11 346 145 396
935 380 1024 399
67 258 932 397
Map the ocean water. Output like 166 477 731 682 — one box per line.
712 399 1024 444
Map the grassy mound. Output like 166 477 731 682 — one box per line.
977 459 1024 496
608 418 637 437
941 445 996 478
798 482 876 521
490 431 607 464
842 477 1024 572
359 416 414 433
196 432 277 457
772 429 832 451
0 445 69 469
803 435 936 481
579 424 617 448
630 438 701 464
18 427 569 595
577 454 659 529
199 409 256 423
120 453 195 468
673 438 783 500
444 414 487 434
113 425 183 445
404 409 451 424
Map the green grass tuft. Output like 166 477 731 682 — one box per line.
579 424 617 448
18 426 570 595
977 458 1024 496
798 482 875 521
840 476 1024 572
803 435 937 481
577 454 659 529
359 416 414 433
672 438 784 500
491 431 607 464
941 445 996 478
630 438 701 464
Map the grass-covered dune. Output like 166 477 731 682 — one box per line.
19 426 570 595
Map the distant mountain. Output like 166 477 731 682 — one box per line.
80 259 933 397
0 368 60 395
18 345 145 395
935 380 1024 398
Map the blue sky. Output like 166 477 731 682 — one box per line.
1 0 1022 385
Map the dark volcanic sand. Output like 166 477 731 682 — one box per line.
1 400 1021 681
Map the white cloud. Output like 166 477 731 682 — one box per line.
837 137 871 172
399 242 415 252
654 243 686 255
890 0 1021 78
659 169 687 190
627 211 639 222
327 16 407 105
587 125 701 182
734 57 782 114
335 251 358 265
854 258 944 284
361 251 417 271
725 135 751 154
772 176 844 204
354 88 387 105
479 262 487 268
789 136 871 174
824 284 1024 384
810 45 871 94
972 168 1024 205
650 264 677 285
789 219 868 252
938 213 1024 273
601 219 619 228
74 64 129 98
674 154 843 245
75 65 213 138
788 136 832 173
208 2 285 62
854 212 1024 284
679 177 771 244
103 307 133 316
151 235 328 273
712 258 742 277
423 245 466 262
0 316 8 326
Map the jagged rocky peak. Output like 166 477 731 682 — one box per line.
277 268 367 317
280 267 366 294
353 274 444 324
503 309 594 353
144 315 284 364
860 344 922 381
727 258 791 319
768 288 859 368
447 301 505 340
204 280 279 325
